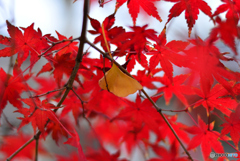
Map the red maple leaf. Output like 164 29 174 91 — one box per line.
183 37 239 96
121 123 150 154
116 0 162 25
45 121 69 145
111 95 161 131
93 119 128 147
133 68 162 89
193 82 238 116
209 17 240 55
87 90 127 118
156 74 193 106
17 98 59 135
0 66 31 117
0 21 50 67
88 14 125 52
212 0 240 21
112 25 158 72
220 106 240 147
37 53 84 86
154 115 190 146
185 117 225 160
52 31 79 58
165 0 212 36
148 29 189 82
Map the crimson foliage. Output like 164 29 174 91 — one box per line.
0 0 240 161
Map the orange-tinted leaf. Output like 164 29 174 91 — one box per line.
99 64 142 97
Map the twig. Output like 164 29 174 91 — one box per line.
186 111 199 127
211 111 226 123
45 37 79 45
43 42 72 57
31 87 66 98
40 37 79 57
71 88 86 117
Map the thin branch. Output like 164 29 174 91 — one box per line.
71 88 85 105
43 42 72 57
71 88 86 117
40 37 79 57
45 37 79 45
161 108 188 112
186 111 199 127
30 87 66 98
161 99 205 113
212 111 226 123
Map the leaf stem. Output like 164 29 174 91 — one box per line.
31 87 66 98
101 22 112 58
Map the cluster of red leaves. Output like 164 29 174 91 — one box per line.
0 0 240 161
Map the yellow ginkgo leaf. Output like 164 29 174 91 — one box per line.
99 64 143 97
